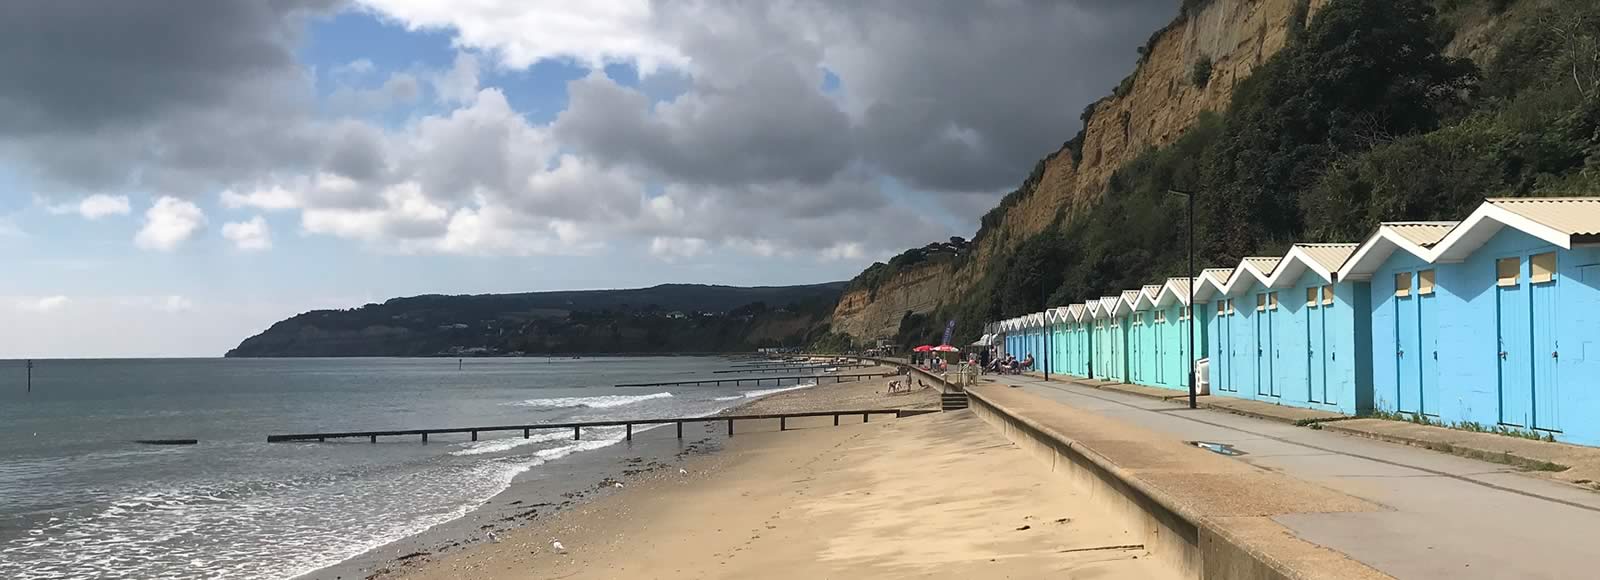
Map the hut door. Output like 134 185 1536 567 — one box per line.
1307 294 1328 404
1130 318 1141 382
1155 316 1166 385
1531 253 1560 432
1395 275 1422 415
1419 285 1439 417
1255 294 1278 398
1497 257 1532 427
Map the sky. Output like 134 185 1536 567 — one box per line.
0 0 1175 357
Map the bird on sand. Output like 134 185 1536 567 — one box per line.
552 540 567 553
678 468 688 475
613 481 624 488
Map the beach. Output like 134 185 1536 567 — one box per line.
369 369 1171 579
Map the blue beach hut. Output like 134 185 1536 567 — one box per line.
1262 243 1370 414
1128 285 1163 387
1220 257 1282 401
1342 198 1600 444
1152 277 1203 392
1197 268 1238 395
1340 222 1457 420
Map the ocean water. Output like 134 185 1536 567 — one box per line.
0 357 803 579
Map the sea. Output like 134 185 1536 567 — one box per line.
0 356 809 580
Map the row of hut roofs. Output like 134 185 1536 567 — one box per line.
985 197 1600 446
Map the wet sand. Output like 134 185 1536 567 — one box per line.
382 410 1173 579
309 363 937 580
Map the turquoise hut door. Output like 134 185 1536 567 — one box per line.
1532 256 1560 432
1129 319 1141 383
1155 316 1166 385
1218 311 1234 393
1497 257 1532 427
1419 289 1439 416
1307 297 1328 404
1255 296 1278 398
1396 289 1422 415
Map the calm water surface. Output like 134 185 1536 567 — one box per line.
0 357 789 579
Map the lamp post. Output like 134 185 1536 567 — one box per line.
1042 286 1050 381
1168 189 1198 410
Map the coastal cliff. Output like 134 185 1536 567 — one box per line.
832 0 1327 342
830 0 1568 348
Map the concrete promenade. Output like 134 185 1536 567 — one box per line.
981 373 1600 580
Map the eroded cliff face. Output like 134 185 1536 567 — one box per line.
831 0 1326 340
828 260 957 341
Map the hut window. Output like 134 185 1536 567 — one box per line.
1269 292 1279 310
1497 257 1521 287
1256 293 1267 311
1182 306 1192 320
1394 272 1412 297
1531 252 1556 284
1216 301 1226 315
1322 285 1335 306
1306 286 1319 307
1418 269 1436 295
1227 298 1236 314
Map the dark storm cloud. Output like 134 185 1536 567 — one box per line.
0 0 343 193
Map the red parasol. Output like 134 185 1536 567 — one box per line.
912 345 934 352
931 345 960 352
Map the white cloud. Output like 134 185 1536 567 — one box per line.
820 242 866 261
40 194 132 219
222 216 272 251
220 186 300 210
135 197 206 251
16 296 69 313
356 0 686 73
649 236 708 261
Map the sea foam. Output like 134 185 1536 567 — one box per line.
508 392 672 409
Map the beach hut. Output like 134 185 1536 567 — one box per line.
1048 306 1073 376
1064 304 1091 377
1262 243 1370 414
1343 198 1600 444
1220 257 1282 401
1340 222 1456 420
1197 268 1237 395
1086 299 1110 380
1152 277 1203 392
1128 285 1163 387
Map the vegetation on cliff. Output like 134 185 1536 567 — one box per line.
827 0 1600 351
228 283 845 357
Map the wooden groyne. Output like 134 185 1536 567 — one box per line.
712 363 869 374
266 408 937 443
615 371 895 388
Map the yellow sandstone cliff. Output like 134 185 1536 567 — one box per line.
830 0 1328 341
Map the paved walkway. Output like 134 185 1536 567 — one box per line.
981 374 1600 580
1023 371 1600 485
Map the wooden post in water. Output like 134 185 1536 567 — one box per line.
422 432 428 444
676 421 683 439
727 418 734 437
523 428 530 439
573 426 581 440
833 414 839 426
780 416 787 431
26 359 33 393
471 430 478 441
370 435 377 444
626 423 633 441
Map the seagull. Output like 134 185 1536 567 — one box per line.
552 540 566 553
613 481 624 488
487 531 499 543
678 468 688 475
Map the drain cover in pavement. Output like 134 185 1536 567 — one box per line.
1187 441 1245 456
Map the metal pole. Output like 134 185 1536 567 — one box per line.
1042 286 1050 381
1186 192 1198 410
26 359 33 393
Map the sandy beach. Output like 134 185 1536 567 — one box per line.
371 368 1171 579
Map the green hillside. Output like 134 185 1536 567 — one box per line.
859 0 1600 350
227 283 845 357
